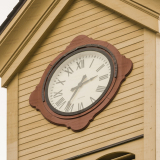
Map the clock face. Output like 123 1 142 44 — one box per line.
45 48 114 116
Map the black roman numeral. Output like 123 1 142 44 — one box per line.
56 79 65 85
64 66 73 76
99 74 108 81
90 97 95 103
76 59 84 70
78 102 83 111
65 103 74 112
53 90 63 98
55 97 66 108
96 86 105 92
96 64 105 72
89 59 94 68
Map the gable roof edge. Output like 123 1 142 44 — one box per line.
1 0 73 87
94 0 160 33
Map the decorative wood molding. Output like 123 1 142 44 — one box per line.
29 35 133 132
1 0 73 87
0 0 60 77
0 0 33 42
94 0 159 32
121 0 159 19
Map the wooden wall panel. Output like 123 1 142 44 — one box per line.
18 0 144 159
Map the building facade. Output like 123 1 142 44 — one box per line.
0 0 160 159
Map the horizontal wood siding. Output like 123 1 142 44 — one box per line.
18 0 144 159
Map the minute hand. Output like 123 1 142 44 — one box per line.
71 75 97 92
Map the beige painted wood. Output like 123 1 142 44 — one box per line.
19 102 143 133
144 29 156 160
18 47 143 86
132 0 160 14
16 1 145 159
53 131 143 160
19 99 143 143
20 129 143 160
1 0 72 87
78 139 144 160
0 0 55 76
0 0 33 41
19 117 143 158
156 33 160 160
7 75 18 160
19 94 143 146
94 0 159 32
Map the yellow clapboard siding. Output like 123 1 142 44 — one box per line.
43 9 113 45
19 78 40 91
20 34 143 74
27 23 139 65
18 73 143 105
114 85 143 101
18 60 143 93
93 24 141 41
124 48 143 58
19 101 30 109
17 1 144 159
58 1 99 21
18 71 143 114
18 70 143 102
45 8 113 40
54 2 100 30
29 25 142 66
19 121 143 160
19 110 41 121
18 51 143 86
122 72 144 86
19 27 143 81
19 102 143 148
19 106 35 115
18 61 143 97
19 114 143 155
19 63 48 79
19 92 143 135
107 29 143 45
34 14 123 55
115 35 143 49
118 79 143 93
128 66 143 78
19 78 143 121
119 41 143 54
19 97 143 132
19 94 143 142
18 66 144 110
56 130 143 160
67 0 92 13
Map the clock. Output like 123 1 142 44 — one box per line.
29 35 133 132
46 47 114 116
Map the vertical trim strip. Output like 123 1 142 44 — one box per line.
7 75 18 160
144 29 156 160
156 33 160 160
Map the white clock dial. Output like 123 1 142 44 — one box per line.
46 49 113 115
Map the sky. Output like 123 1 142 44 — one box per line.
0 0 19 159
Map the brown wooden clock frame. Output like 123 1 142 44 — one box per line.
29 35 133 132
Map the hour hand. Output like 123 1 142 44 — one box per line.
71 75 97 91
